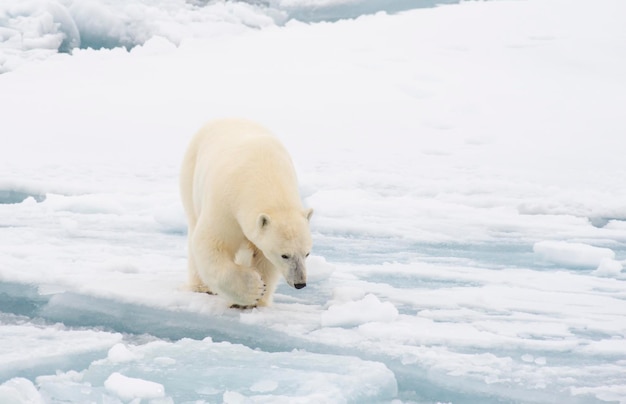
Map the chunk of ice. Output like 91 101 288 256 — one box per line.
106 343 140 363
0 378 43 404
104 372 165 401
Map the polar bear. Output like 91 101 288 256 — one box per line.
180 118 313 307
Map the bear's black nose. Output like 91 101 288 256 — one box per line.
294 283 306 289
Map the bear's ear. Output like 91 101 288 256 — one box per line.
305 208 314 222
257 213 271 230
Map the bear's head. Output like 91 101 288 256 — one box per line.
254 208 313 289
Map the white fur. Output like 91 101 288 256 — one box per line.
180 118 313 307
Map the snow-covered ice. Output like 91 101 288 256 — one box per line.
2 0 626 403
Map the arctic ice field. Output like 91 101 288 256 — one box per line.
1 0 626 403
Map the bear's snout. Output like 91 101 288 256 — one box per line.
294 283 306 289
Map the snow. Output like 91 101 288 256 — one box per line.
2 0 626 403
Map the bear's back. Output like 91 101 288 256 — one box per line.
188 118 300 215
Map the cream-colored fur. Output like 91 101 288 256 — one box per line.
180 118 313 307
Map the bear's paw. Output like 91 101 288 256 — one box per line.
228 268 266 308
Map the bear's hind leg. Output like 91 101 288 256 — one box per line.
187 226 214 294
189 267 214 294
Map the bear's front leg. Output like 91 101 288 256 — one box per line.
191 229 266 307
254 257 280 307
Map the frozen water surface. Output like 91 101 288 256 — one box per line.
2 0 626 403
36 339 397 403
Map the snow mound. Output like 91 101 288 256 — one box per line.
321 293 399 327
593 258 623 277
533 241 616 268
306 254 335 282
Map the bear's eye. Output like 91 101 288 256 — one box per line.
281 254 290 260
305 253 310 258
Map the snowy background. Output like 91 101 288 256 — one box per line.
1 0 626 403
